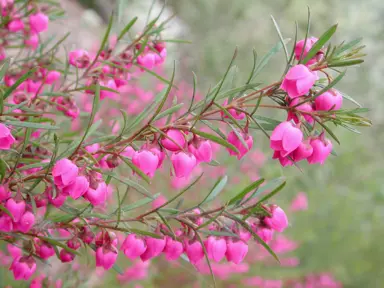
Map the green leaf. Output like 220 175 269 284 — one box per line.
3 121 60 130
39 236 80 256
340 92 362 107
228 178 265 206
334 37 363 56
316 121 340 145
117 16 138 41
71 83 100 156
154 103 184 121
129 228 163 239
328 59 364 67
0 59 10 81
106 172 153 198
302 24 338 64
299 7 311 62
251 39 290 80
121 193 160 212
125 89 165 133
134 63 175 86
120 156 151 184
199 175 228 206
270 15 289 63
0 204 13 220
0 158 6 182
191 128 239 154
244 177 286 203
148 62 176 123
256 180 286 205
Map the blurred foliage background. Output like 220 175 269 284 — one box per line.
1 0 383 287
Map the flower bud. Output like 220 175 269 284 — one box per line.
171 151 196 178
264 205 288 232
227 131 253 160
161 129 186 152
225 239 248 264
10 256 36 280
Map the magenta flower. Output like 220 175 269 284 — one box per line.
270 121 303 157
5 198 25 223
315 89 343 111
52 159 78 188
292 140 314 162
287 97 314 124
63 176 90 200
264 205 289 232
205 236 227 262
121 234 147 260
291 192 308 211
307 136 333 165
140 236 166 262
0 123 15 150
221 99 246 120
294 37 319 65
188 138 213 163
132 149 159 178
227 131 253 160
15 211 35 233
161 129 186 152
10 256 36 280
185 240 204 265
225 239 248 264
96 246 118 270
281 65 317 98
171 151 197 178
59 249 75 263
7 19 24 32
163 236 184 261
85 182 107 206
29 12 49 33
69 49 90 68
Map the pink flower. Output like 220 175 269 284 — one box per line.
10 256 36 280
291 192 308 211
63 176 89 199
281 65 317 98
315 89 343 111
272 151 294 167
171 152 196 178
291 140 314 162
141 143 165 168
270 121 303 157
15 211 35 233
0 123 15 150
255 227 274 243
307 136 333 165
5 199 25 223
0 47 5 61
7 244 22 259
96 246 118 270
188 138 213 163
287 97 314 124
163 237 184 261
264 206 288 232
0 185 10 201
137 52 156 70
205 236 227 262
0 214 13 232
140 236 166 262
59 249 75 263
8 19 24 32
221 99 246 120
69 49 90 68
294 37 319 65
185 240 204 265
24 33 39 50
52 159 78 188
132 149 159 178
161 129 186 151
45 71 61 84
85 182 107 206
227 131 253 160
121 234 147 260
100 79 118 100
152 195 167 209
225 239 248 264
29 12 49 33
35 241 55 260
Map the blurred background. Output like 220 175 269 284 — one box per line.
3 0 384 287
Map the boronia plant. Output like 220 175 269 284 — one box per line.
0 0 370 287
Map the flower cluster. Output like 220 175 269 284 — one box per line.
0 0 369 286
